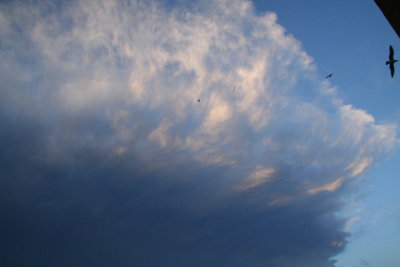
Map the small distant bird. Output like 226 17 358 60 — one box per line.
197 98 200 103
325 73 333 79
386 45 398 78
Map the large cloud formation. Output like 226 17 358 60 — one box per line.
0 0 397 266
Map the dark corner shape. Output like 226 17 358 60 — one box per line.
374 0 400 39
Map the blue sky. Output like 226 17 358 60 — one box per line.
0 0 399 266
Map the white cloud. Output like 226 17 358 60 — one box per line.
0 1 398 265
238 166 275 190
308 176 345 195
1 0 396 197
148 120 173 148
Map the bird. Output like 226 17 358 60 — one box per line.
197 98 200 103
386 45 398 78
325 73 333 79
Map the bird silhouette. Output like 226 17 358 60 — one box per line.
197 98 200 103
386 45 398 78
325 73 333 79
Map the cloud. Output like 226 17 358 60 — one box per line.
0 0 397 266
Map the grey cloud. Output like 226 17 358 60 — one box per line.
0 0 397 266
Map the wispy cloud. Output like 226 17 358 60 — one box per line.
0 0 397 266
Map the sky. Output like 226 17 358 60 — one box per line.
0 0 399 266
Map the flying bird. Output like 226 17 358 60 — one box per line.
325 73 333 79
386 45 398 78
197 98 200 103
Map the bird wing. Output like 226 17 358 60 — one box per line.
389 45 394 60
390 63 395 77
